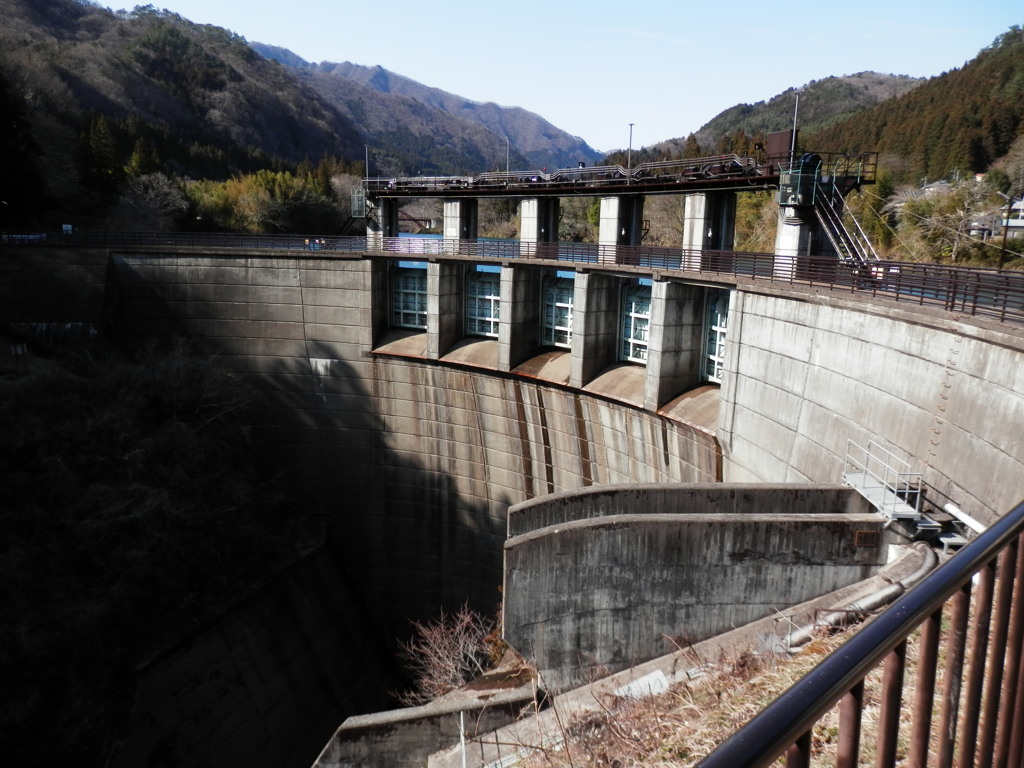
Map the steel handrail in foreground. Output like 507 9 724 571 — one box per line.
697 499 1024 768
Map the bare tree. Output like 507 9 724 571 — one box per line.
396 602 497 706
107 172 187 230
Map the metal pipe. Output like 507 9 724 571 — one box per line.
978 543 1017 768
936 584 970 768
995 538 1024 765
627 122 634 183
836 681 863 768
790 90 801 167
785 730 811 768
785 544 938 650
959 560 996 767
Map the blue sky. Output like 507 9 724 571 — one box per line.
146 0 1021 153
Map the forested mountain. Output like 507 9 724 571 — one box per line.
2 0 1022 238
636 72 924 163
0 0 584 228
808 26 1024 183
250 48 530 178
702 72 923 151
276 55 603 171
0 0 366 225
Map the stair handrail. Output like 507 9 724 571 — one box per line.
830 181 881 262
814 179 880 265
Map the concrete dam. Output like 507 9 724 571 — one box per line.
5 242 1024 766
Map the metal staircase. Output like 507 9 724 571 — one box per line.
814 180 881 267
842 439 947 540
843 439 922 520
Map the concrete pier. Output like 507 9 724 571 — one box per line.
519 197 559 256
598 195 645 260
441 198 477 250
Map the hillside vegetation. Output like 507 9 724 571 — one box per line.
0 341 304 766
639 72 923 163
0 0 597 229
0 0 364 226
810 27 1024 184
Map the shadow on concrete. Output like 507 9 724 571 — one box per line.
102 255 509 768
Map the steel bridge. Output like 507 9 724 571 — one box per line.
363 150 878 199
360 139 885 274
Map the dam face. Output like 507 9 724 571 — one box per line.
4 246 1024 765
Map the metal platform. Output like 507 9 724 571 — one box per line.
843 439 923 520
842 471 920 519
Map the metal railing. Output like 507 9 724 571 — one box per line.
696 499 1024 768
4 230 1024 325
843 439 922 519
0 230 374 252
815 181 881 266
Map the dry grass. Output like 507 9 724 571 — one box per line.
512 615 948 768
508 578 1001 768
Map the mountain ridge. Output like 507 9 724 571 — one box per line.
250 46 603 171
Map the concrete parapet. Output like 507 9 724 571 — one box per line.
314 681 536 768
503 484 885 691
507 482 870 537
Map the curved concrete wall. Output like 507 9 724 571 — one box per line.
718 289 1024 523
110 549 397 768
102 249 720 763
503 483 887 691
108 251 719 614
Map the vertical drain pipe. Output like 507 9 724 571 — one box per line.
460 710 467 768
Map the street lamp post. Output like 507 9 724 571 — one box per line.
790 89 802 167
364 145 370 181
627 122 634 183
506 136 510 174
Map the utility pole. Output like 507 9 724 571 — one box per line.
997 191 1018 270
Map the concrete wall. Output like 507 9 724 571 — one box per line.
100 248 720 763
502 483 885 691
0 247 110 345
718 289 1024 524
